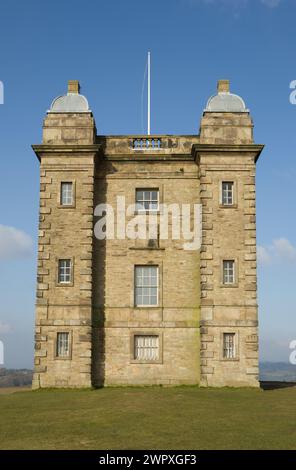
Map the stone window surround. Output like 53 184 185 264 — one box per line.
58 179 76 208
135 188 160 212
54 329 73 361
130 331 163 364
134 184 164 215
219 178 238 209
133 262 162 308
220 329 240 362
56 256 75 287
220 257 239 288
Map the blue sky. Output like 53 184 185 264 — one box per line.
0 0 295 368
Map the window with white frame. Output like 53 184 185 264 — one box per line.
56 332 70 358
60 182 73 206
58 259 72 284
134 335 159 361
223 333 236 359
136 189 159 212
135 265 158 306
222 182 234 206
223 260 235 285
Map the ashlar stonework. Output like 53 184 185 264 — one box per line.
32 79 263 388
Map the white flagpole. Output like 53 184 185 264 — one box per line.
148 51 151 135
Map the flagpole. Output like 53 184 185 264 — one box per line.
148 51 151 136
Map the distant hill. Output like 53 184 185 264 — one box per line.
0 368 33 388
0 364 295 388
259 362 296 382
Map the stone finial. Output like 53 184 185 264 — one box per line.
217 80 230 93
68 80 80 94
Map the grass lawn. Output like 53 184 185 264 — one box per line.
0 386 295 450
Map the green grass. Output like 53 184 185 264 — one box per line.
0 386 295 450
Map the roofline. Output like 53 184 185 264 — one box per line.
96 134 200 139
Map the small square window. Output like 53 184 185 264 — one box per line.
58 259 72 284
223 260 235 285
136 189 159 212
135 266 158 306
223 333 236 359
222 182 234 206
134 335 159 361
60 182 73 206
56 332 70 358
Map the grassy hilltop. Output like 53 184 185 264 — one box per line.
0 386 295 450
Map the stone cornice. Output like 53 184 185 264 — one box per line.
192 143 264 163
104 153 195 162
32 144 102 161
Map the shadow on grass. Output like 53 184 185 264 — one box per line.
260 381 296 390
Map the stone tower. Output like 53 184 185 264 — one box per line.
32 79 263 388
32 81 99 388
196 79 263 386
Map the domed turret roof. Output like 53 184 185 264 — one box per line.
205 80 248 113
48 80 90 113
